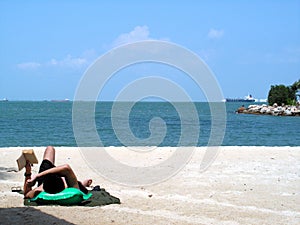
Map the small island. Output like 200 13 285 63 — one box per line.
237 103 300 116
237 80 300 116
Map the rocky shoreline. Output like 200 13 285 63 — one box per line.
236 103 300 116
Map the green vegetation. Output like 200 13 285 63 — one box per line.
267 80 300 106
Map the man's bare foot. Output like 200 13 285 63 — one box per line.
82 179 93 187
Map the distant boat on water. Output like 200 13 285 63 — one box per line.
51 99 70 102
224 94 255 102
0 98 8 102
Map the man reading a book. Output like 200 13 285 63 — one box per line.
23 146 92 198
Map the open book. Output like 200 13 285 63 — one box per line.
16 149 38 171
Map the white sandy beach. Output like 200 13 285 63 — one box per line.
0 146 299 225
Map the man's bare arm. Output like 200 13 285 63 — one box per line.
24 186 43 199
27 164 79 189
23 161 34 197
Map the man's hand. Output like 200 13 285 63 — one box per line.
23 160 38 198
26 174 38 187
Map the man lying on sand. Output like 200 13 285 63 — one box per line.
23 146 92 198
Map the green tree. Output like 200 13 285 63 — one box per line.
268 79 300 105
268 84 290 105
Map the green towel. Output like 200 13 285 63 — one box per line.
24 188 120 207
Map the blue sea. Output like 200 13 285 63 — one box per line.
0 101 299 147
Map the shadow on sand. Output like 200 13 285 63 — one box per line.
0 207 75 225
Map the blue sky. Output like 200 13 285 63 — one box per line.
0 0 299 101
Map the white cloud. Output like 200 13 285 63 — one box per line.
17 26 168 71
17 53 93 71
47 55 88 68
207 28 224 39
17 62 41 70
112 25 151 47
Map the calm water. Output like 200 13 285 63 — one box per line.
0 101 299 147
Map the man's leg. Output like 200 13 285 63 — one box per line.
42 146 56 164
39 146 90 192
77 179 93 194
81 179 93 187
34 164 80 189
37 146 57 187
43 147 78 189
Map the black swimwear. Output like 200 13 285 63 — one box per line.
37 159 65 194
37 159 88 194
